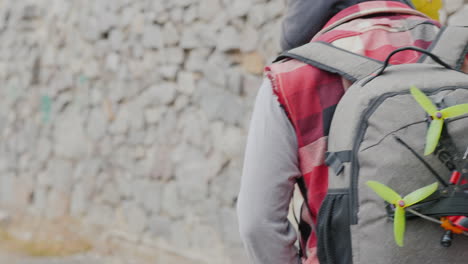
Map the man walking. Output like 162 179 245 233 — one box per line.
237 0 468 263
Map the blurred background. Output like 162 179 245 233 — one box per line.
0 0 466 264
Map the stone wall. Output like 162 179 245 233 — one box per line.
0 0 284 263
0 0 466 264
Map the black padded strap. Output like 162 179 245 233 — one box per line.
276 41 383 82
421 26 468 71
419 195 468 217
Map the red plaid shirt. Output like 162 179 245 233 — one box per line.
266 1 468 263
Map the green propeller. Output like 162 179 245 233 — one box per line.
366 181 438 247
410 86 468 155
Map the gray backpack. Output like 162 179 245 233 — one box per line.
282 26 468 263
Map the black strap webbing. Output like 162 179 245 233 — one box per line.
295 176 315 259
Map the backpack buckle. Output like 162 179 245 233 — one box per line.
325 151 352 176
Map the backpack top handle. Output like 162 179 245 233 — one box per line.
375 46 454 78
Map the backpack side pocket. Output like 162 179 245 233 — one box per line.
317 189 352 264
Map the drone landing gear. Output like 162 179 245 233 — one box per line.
441 230 453 247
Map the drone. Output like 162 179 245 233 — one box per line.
367 86 468 247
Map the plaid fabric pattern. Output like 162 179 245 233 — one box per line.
264 1 468 263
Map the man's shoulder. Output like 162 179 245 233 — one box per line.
268 15 439 74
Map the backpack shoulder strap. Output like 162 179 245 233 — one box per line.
420 26 468 71
275 41 383 82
